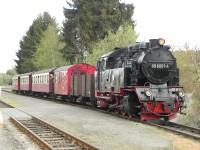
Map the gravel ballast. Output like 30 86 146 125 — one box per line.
1 91 200 150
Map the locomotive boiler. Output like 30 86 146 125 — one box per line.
96 39 186 120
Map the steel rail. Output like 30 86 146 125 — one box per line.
10 117 54 150
0 100 98 150
148 121 200 140
31 116 98 150
107 110 200 141
10 117 98 150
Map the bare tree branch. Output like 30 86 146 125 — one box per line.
184 43 200 90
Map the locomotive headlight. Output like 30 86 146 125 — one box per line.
178 91 185 97
158 38 165 46
145 90 152 97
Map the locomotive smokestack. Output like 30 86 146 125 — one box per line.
149 38 165 49
149 39 159 48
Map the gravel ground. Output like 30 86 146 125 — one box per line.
1 91 200 150
0 110 40 150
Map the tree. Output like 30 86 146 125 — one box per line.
174 45 200 92
174 47 200 128
33 25 66 70
0 68 16 85
6 68 16 76
87 23 137 65
62 0 134 63
15 12 57 73
174 50 197 92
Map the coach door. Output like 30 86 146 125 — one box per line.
29 74 32 91
49 73 54 93
80 73 86 97
71 73 78 96
86 74 95 97
18 76 20 91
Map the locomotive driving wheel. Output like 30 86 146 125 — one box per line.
122 93 141 117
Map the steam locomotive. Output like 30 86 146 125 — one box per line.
96 38 185 120
12 38 186 121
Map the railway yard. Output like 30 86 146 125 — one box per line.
0 90 199 150
1 0 200 149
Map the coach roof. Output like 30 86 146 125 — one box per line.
19 72 33 77
54 65 71 72
32 68 56 75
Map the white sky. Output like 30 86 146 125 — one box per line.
0 0 199 73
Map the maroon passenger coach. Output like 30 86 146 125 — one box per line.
12 75 20 92
32 68 55 94
19 73 32 93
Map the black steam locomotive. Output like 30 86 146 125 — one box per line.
96 39 185 120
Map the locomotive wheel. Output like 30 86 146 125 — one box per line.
164 116 169 122
90 98 97 107
122 93 140 117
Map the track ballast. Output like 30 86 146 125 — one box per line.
0 99 97 150
2 90 200 142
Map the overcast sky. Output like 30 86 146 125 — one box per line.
0 0 199 73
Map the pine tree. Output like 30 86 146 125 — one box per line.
62 0 134 63
15 12 57 73
33 25 65 70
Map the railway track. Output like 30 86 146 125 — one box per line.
0 100 97 150
10 117 97 150
148 121 200 141
2 90 200 142
109 110 200 141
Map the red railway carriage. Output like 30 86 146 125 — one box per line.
32 68 56 94
19 73 32 92
54 64 96 100
12 75 20 92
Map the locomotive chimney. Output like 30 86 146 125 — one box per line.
149 38 165 49
149 39 159 48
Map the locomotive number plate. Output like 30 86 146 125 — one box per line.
151 64 169 69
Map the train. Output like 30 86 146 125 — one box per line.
12 38 186 121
